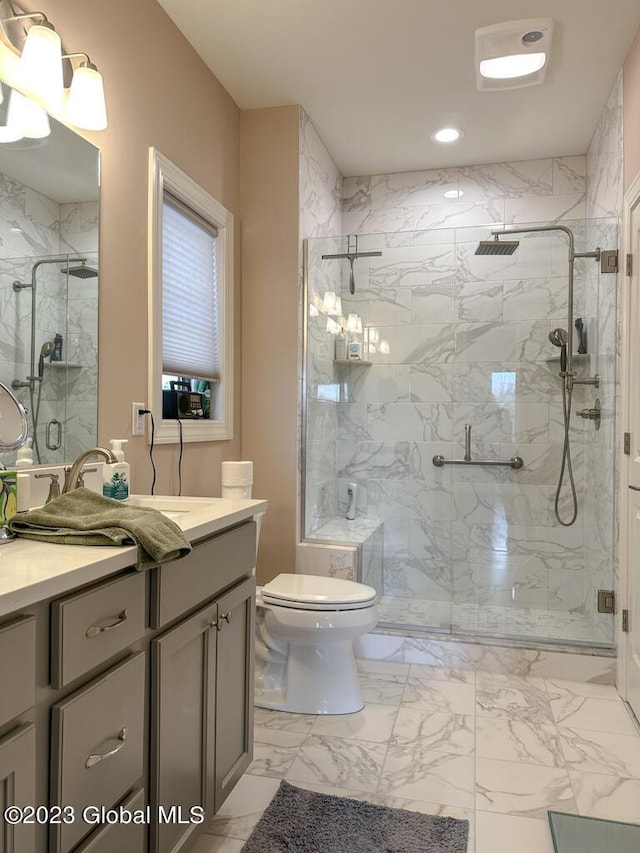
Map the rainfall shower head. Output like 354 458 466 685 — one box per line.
475 236 520 256
60 260 98 279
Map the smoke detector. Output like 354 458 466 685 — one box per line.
475 19 554 91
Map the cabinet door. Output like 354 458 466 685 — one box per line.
151 601 217 853
0 724 36 853
213 577 255 812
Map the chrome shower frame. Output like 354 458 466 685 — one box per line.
491 225 600 392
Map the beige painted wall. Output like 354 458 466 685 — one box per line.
624 28 640 190
240 106 301 583
36 0 242 495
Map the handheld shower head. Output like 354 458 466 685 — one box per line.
548 328 568 373
38 341 54 378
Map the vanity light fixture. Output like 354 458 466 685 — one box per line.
321 291 342 316
475 19 553 91
346 313 363 334
0 5 108 130
6 86 49 137
17 15 63 110
64 54 107 131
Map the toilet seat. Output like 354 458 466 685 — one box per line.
261 573 377 611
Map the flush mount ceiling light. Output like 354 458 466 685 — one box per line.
475 18 553 91
444 189 464 199
431 127 464 144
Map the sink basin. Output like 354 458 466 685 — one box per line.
126 495 223 522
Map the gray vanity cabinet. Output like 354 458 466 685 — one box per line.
213 577 255 812
0 723 36 853
151 575 256 853
150 601 217 853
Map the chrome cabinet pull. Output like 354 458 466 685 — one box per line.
209 611 232 632
85 610 128 638
85 728 127 768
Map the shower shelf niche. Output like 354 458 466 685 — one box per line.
333 359 372 366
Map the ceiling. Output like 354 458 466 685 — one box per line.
158 0 640 177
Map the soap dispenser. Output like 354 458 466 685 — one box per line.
102 439 130 500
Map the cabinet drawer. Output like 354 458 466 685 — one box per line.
74 788 147 853
50 653 146 853
151 521 255 628
51 571 146 688
0 723 36 852
0 615 35 727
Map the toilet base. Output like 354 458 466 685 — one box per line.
255 638 364 715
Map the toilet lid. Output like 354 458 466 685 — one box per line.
261 574 377 611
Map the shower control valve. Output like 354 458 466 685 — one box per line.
576 399 601 430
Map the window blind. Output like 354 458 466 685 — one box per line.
162 193 221 381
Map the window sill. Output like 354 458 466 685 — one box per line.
154 418 232 444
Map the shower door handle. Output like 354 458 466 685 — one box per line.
46 419 62 450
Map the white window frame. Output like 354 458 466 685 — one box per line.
148 147 234 443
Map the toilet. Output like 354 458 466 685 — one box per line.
254 573 378 715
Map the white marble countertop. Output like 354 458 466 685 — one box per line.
0 494 266 618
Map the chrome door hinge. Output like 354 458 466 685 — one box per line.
622 609 629 633
627 253 633 276
625 432 631 455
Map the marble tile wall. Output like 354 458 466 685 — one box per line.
332 154 617 645
0 179 98 465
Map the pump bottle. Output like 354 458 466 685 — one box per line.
102 439 130 500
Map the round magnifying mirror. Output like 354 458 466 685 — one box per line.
0 381 28 450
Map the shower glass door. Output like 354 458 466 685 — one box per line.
303 218 617 648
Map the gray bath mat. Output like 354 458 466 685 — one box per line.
240 780 469 852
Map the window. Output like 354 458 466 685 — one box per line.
148 149 233 442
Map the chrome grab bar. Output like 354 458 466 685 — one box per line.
85 610 128 638
85 728 127 768
433 424 524 470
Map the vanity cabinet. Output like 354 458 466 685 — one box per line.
0 516 258 853
151 576 255 853
0 723 36 853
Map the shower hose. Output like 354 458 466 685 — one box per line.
555 380 578 526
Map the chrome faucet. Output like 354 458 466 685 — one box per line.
62 447 117 494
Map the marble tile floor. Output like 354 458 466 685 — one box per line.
379 596 612 646
192 660 639 853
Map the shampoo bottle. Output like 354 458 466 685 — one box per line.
103 439 130 500
335 328 347 360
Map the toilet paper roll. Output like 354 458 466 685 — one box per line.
221 460 253 487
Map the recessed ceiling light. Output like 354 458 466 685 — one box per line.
431 127 463 144
444 189 464 199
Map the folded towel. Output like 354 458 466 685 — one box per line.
8 488 192 570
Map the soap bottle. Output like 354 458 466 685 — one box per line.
347 332 362 360
50 333 63 362
335 328 347 361
102 439 130 500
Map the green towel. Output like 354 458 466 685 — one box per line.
8 488 192 570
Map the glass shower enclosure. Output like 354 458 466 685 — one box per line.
302 217 617 649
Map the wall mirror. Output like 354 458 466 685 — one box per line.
0 79 99 466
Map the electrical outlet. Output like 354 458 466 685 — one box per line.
132 402 146 436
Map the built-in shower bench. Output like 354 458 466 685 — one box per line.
296 517 383 589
